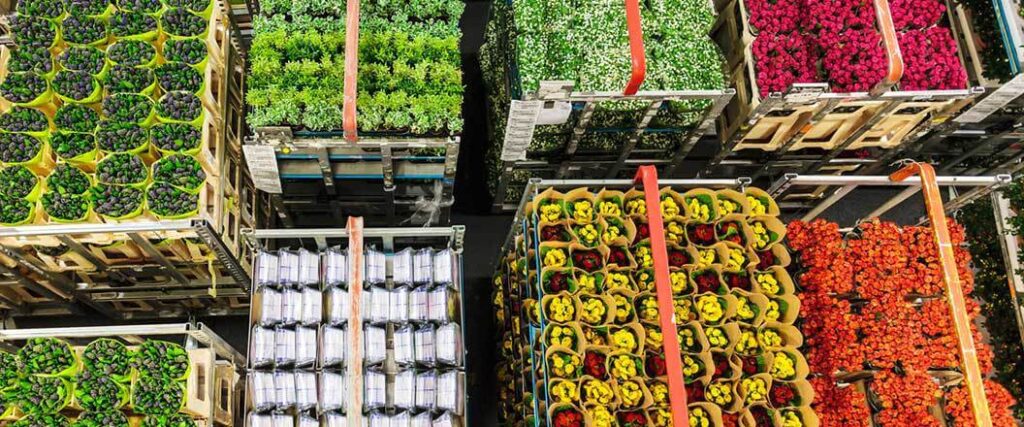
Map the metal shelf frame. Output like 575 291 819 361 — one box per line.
0 220 252 319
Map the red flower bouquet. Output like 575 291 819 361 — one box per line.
756 250 776 270
747 0 805 33
668 249 690 268
716 220 746 246
897 27 967 91
721 413 741 427
584 351 608 379
687 223 717 246
608 246 630 267
635 222 650 243
821 29 887 92
693 269 724 294
645 352 667 377
572 250 603 272
546 271 572 293
686 382 707 402
618 410 648 427
753 33 819 97
769 382 797 407
552 406 585 427
888 0 944 30
542 224 570 242
724 271 752 292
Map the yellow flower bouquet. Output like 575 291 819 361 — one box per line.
596 192 623 218
687 403 724 427
610 291 637 324
644 325 663 352
633 244 654 268
617 378 652 409
734 292 767 326
608 353 643 381
670 270 693 295
748 217 784 251
633 269 655 292
665 220 686 245
706 380 738 411
542 293 579 324
677 323 709 353
546 349 582 379
674 296 696 323
566 193 596 225
549 378 579 403
682 353 710 384
684 189 719 223
740 375 770 404
582 326 609 347
533 189 566 223
660 191 684 219
545 323 582 352
625 195 647 217
541 245 569 269
586 403 615 427
705 325 737 350
605 271 633 291
695 294 734 325
648 406 672 427
715 189 750 217
578 294 614 325
609 325 643 354
575 271 604 294
572 222 602 248
636 294 660 323
744 187 780 216
580 377 616 406
647 380 669 406
736 327 761 356
754 267 794 297
601 216 633 246
764 295 797 324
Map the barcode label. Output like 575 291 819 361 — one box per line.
500 100 542 161
243 145 283 193
955 74 1024 123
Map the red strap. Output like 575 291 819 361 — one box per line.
634 165 689 425
623 0 647 95
343 0 360 142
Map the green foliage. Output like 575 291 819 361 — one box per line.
961 193 1024 420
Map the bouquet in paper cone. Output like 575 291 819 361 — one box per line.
59 47 105 75
103 94 154 125
707 380 736 409
15 375 72 413
735 294 763 325
110 11 159 41
677 324 705 353
644 352 666 377
567 198 595 225
692 269 724 295
604 270 632 291
0 107 49 134
147 182 199 218
75 369 128 410
735 328 761 357
745 190 777 217
625 195 646 217
608 353 642 382
163 39 207 67
18 337 77 376
610 325 641 354
578 295 610 325
7 47 54 76
586 404 614 427
618 410 649 427
660 193 682 219
17 0 63 19
550 403 585 427
716 190 748 217
696 295 729 325
12 414 70 427
643 325 663 352
139 414 198 427
97 153 148 186
649 381 669 406
695 248 718 269
705 326 733 351
42 191 90 222
545 324 580 351
74 411 130 427
131 376 185 415
768 382 801 408
610 292 636 324
607 246 632 268
617 379 649 409
91 184 143 219
151 124 201 154
549 378 579 404
688 223 717 247
648 406 672 427
763 298 789 324
753 270 787 296
602 218 627 246
106 65 156 94
572 248 603 272
2 72 49 105
157 92 202 124
682 354 708 384
82 339 133 379
749 219 782 251
685 191 717 223
581 377 615 406
687 405 718 427
0 196 35 225
153 154 205 191
62 15 107 46
662 219 685 245
161 8 206 38
108 41 157 68
541 224 571 242
711 352 738 380
10 16 56 49
674 297 695 324
0 133 43 164
576 271 603 294
722 245 751 272
544 293 578 323
63 0 110 17
537 197 565 223
52 133 96 162
724 269 752 292
0 166 39 200
634 221 650 244
740 376 770 404
134 340 189 380
583 350 608 379
666 270 690 295
542 246 568 269
547 350 581 379
55 105 99 133
633 268 654 292
633 244 653 269
543 270 575 294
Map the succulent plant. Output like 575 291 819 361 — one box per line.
42 191 90 221
107 40 156 67
1 72 49 104
59 46 106 74
90 184 143 217
73 369 127 411
12 414 71 427
55 105 100 133
61 15 107 45
0 166 38 198
73 411 130 427
17 0 65 18
161 7 206 38
134 340 190 379
82 338 133 377
146 182 198 216
7 47 54 74
153 154 204 190
0 196 33 224
97 121 149 152
0 107 50 133
103 93 154 124
162 39 206 65
155 62 201 93
54 71 98 101
151 123 201 152
47 164 91 195
17 337 77 376
63 0 110 16
163 0 208 12
0 351 20 388
97 153 147 185
15 375 71 413
9 16 56 48
116 0 161 14
140 414 197 427
110 11 158 38
105 65 155 94
52 132 97 160
131 376 185 415
0 133 43 163
158 91 202 122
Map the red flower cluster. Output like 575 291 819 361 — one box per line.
821 29 887 92
888 0 945 29
898 27 968 90
584 351 608 379
553 408 584 427
617 411 648 427
747 0 804 33
787 219 1019 425
752 34 819 97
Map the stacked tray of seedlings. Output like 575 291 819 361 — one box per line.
712 0 977 157
481 0 733 206
495 184 817 426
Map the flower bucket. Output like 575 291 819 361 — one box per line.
744 188 780 217
752 266 795 297
564 187 597 225
764 295 800 325
658 187 687 220
607 288 638 325
544 323 584 353
599 216 634 247
608 323 644 355
576 293 615 326
683 188 720 223
748 216 786 251
522 298 540 327
595 188 625 218
544 346 583 379
617 377 654 410
715 214 755 248
532 187 566 224
579 375 619 408
733 290 769 327
541 292 581 324
715 188 751 217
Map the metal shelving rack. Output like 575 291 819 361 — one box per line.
0 220 252 319
245 128 459 226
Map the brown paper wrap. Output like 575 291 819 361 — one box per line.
690 264 726 295
659 187 687 220
607 288 639 325
570 221 603 248
694 292 738 326
737 373 774 406
574 268 605 294
710 349 743 381
623 189 649 219
577 292 616 326
606 351 645 384
733 290 770 327
569 242 607 272
778 406 820 427
683 188 721 223
616 377 654 410
688 402 725 426
541 267 576 295
582 327 610 349
705 322 742 353
533 187 566 225
545 345 583 379
678 320 711 354
595 188 626 218
603 268 636 292
544 323 585 354
769 347 810 382
541 292 581 324
765 295 800 325
600 216 635 247
608 322 645 355
752 266 795 297
741 403 782 427
715 241 759 273
547 402 591 426
715 188 751 217
564 188 597 225
538 242 571 270
760 322 804 350
579 375 619 408
684 350 715 386
755 243 792 269
706 379 743 413
748 216 786 251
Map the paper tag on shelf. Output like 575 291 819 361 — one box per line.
536 101 572 125
501 100 542 161
955 74 1024 123
243 145 283 194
